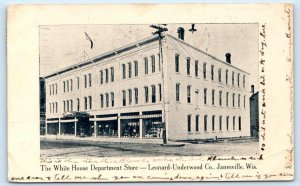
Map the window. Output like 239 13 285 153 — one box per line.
195 115 199 132
122 90 126 106
151 85 156 103
187 85 191 103
144 57 148 74
100 94 104 108
243 75 246 88
187 115 191 132
175 54 180 73
226 116 229 130
63 81 66 92
211 65 214 80
84 75 87 88
100 70 103 84
110 67 114 82
70 79 73 91
77 98 80 111
70 100 73 111
88 74 92 87
233 93 235 107
84 97 87 110
111 92 114 107
176 83 180 102
195 61 199 77
195 90 199 107
218 69 222 82
212 115 215 131
204 115 208 131
158 84 162 102
158 53 161 71
238 117 242 131
226 92 229 106
105 69 109 83
128 62 132 78
128 89 132 105
238 94 241 107
144 86 149 103
106 93 109 107
55 84 57 94
219 116 222 131
88 96 92 109
237 73 240 87
204 88 207 104
225 70 228 84
151 55 155 73
134 88 138 104
203 63 207 79
212 89 215 105
122 64 126 79
232 71 235 86
77 77 80 89
187 57 191 75
63 101 65 112
219 91 222 106
243 95 246 108
233 116 236 130
55 102 58 113
66 80 69 92
67 100 70 111
134 61 138 77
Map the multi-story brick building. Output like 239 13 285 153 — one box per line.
42 32 250 141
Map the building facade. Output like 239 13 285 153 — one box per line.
42 33 250 141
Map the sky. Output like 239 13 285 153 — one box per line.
39 23 259 88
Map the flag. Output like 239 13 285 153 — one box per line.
85 32 93 49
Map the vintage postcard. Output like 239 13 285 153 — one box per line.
7 4 294 182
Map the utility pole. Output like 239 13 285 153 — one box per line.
150 24 168 144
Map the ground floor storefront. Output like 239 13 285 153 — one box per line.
45 110 164 140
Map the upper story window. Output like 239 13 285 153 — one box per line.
105 69 109 83
238 116 242 131
122 64 126 79
55 84 57 94
212 89 215 105
84 75 87 88
204 115 208 131
232 71 235 86
128 89 133 105
63 81 66 93
77 98 80 111
134 61 138 77
187 85 191 103
237 73 240 87
111 92 115 107
175 53 180 73
176 83 180 102
88 74 92 87
226 92 229 106
243 75 246 88
66 80 69 92
88 96 92 109
100 70 103 84
144 57 149 75
218 69 222 82
186 57 191 75
226 116 229 130
238 94 241 107
211 65 214 81
134 88 138 104
77 77 80 89
158 53 161 71
232 93 235 107
128 62 132 78
151 85 156 103
233 116 236 130
105 93 109 107
187 115 192 132
144 86 149 103
158 84 162 102
122 90 126 106
110 67 114 82
70 79 73 91
225 69 228 84
219 116 222 131
100 94 104 108
151 55 155 73
243 95 246 108
195 61 199 77
212 115 215 131
204 88 207 104
203 63 207 79
195 115 199 132
84 97 88 110
219 91 222 106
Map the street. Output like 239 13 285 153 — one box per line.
40 138 259 157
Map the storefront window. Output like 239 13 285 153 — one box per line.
142 118 163 139
121 119 140 138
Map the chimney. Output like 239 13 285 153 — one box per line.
225 53 231 63
177 27 185 40
251 85 255 95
